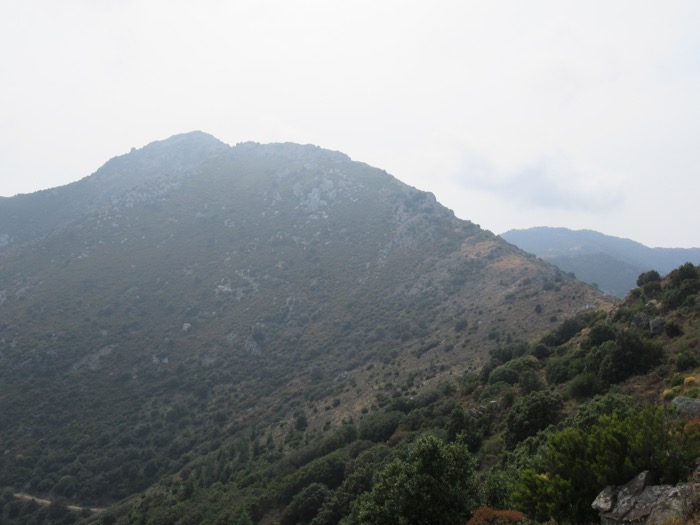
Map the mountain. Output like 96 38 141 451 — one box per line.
0 133 623 523
501 227 700 298
0 131 230 251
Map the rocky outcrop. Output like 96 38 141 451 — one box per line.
672 396 700 419
631 312 650 330
649 317 665 336
592 471 699 525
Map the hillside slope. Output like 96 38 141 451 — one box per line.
0 133 612 521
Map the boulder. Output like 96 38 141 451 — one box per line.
592 470 699 525
672 397 700 419
649 317 665 336
631 312 650 330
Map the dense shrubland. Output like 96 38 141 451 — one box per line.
2 247 699 525
15 263 684 525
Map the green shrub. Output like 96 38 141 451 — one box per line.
643 281 662 296
637 270 661 287
670 375 686 387
477 470 516 510
518 370 544 395
352 435 478 525
669 262 698 287
488 367 520 385
513 406 700 524
676 351 699 372
311 445 392 525
598 332 663 385
488 356 539 385
582 322 616 349
281 450 348 503
295 412 309 431
530 343 552 360
545 357 570 385
665 321 684 337
445 406 482 450
666 279 700 310
540 317 584 347
565 393 635 429
358 411 404 442
455 319 469 332
567 373 601 399
479 381 511 403
281 482 330 525
505 391 563 448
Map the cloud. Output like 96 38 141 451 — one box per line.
459 153 623 212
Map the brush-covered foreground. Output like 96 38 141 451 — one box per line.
3 264 699 525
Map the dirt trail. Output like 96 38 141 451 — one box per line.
13 492 105 514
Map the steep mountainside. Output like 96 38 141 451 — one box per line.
0 133 612 522
501 227 700 297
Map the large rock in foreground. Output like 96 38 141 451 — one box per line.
592 470 699 525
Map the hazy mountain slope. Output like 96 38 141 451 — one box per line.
0 133 611 510
501 227 700 297
0 131 229 250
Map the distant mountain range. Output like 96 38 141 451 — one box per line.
501 227 700 297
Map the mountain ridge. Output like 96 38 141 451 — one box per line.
0 133 624 523
0 131 230 250
501 226 700 297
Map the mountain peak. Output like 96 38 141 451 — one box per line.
0 132 230 250
91 130 230 182
138 130 229 153
227 140 352 164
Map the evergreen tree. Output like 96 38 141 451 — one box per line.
350 434 477 525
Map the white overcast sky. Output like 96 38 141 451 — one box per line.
1 1 699 248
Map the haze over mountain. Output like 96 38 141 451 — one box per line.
502 227 700 298
4 3 700 250
12 131 699 524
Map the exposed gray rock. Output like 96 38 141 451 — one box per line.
593 485 615 513
645 299 660 311
631 312 650 330
672 396 700 419
649 317 665 336
608 471 654 517
71 344 116 372
244 336 261 356
593 470 699 525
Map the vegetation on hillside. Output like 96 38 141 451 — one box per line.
0 136 606 514
3 263 695 525
0 136 697 524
